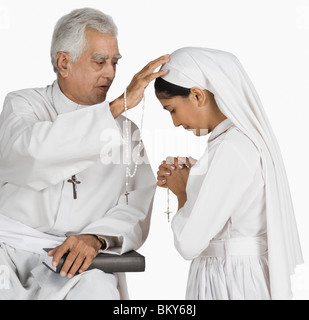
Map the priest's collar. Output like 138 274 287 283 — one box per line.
51 80 88 115
208 118 234 142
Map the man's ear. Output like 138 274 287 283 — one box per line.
190 87 207 107
56 52 72 78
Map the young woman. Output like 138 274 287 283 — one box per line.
155 47 303 300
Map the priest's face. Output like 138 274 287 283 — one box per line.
58 28 121 105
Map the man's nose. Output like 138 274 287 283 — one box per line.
101 62 116 79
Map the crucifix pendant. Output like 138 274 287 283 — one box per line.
67 175 81 199
165 188 172 223
164 209 172 223
125 191 130 205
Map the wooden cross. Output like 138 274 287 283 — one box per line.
67 175 81 199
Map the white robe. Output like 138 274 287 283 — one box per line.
172 119 271 300
0 81 156 300
162 47 303 299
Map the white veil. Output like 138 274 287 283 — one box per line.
161 47 303 300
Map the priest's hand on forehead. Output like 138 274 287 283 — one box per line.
125 54 170 109
110 55 170 117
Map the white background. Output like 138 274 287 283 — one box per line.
0 0 309 299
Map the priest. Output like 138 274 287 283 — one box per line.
0 8 169 300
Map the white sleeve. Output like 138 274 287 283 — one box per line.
0 93 124 191
79 141 157 255
171 140 259 260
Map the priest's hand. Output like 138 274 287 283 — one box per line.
47 234 102 279
110 54 170 118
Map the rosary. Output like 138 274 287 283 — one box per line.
124 87 145 205
123 88 172 222
165 188 172 222
64 88 173 221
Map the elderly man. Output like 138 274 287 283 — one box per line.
0 8 169 300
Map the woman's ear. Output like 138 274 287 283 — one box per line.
56 52 72 78
190 87 207 107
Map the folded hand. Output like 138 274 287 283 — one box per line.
157 156 197 197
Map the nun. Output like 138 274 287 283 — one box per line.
155 47 303 300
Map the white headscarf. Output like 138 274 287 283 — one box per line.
161 47 303 300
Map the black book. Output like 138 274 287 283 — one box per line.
43 248 145 274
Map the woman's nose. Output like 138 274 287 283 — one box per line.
172 115 181 127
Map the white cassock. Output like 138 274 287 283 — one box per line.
0 81 156 300
172 119 270 300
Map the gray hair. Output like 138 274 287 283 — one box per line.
51 8 118 73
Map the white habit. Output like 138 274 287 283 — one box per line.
172 119 270 300
0 81 156 300
162 47 303 300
